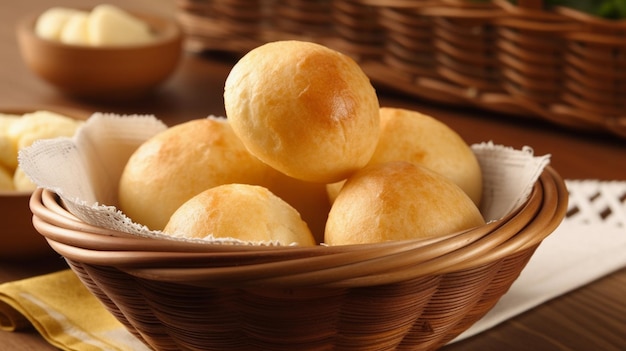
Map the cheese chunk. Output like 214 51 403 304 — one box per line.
88 4 153 46
60 12 90 45
35 7 87 41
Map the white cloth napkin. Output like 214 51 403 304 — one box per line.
452 179 626 343
18 113 549 241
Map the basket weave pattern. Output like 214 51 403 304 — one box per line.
176 0 626 139
30 167 568 350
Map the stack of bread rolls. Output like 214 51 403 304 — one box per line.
118 40 485 246
1 110 83 191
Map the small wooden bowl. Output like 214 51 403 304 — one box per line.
16 9 183 101
0 107 87 260
0 190 50 260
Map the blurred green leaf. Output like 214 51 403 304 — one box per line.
510 0 626 19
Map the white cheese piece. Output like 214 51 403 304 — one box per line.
35 7 87 41
88 4 154 46
60 12 91 45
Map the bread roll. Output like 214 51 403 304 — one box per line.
325 161 485 246
327 107 482 206
118 117 273 230
163 184 316 246
0 166 13 191
0 114 19 172
262 168 331 244
10 111 82 151
224 40 380 183
13 166 36 191
4 110 81 172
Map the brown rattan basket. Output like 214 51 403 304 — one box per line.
29 166 567 351
176 0 626 139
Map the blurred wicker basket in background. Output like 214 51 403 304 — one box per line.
30 166 568 350
176 0 626 139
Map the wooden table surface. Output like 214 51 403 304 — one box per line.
1 1 625 350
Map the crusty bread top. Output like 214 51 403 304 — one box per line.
224 40 380 183
373 107 483 206
163 183 316 246
325 161 485 246
118 117 273 230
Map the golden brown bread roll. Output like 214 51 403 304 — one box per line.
327 107 482 206
261 168 330 244
0 113 20 173
118 117 273 230
163 183 316 246
12 166 36 191
224 40 380 183
324 161 485 246
1 110 82 173
0 165 13 191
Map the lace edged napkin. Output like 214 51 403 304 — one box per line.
19 113 549 241
4 113 623 350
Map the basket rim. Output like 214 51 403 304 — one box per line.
30 166 568 288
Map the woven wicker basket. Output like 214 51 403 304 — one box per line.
29 166 567 351
176 0 626 139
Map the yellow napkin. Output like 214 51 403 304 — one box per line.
0 269 149 351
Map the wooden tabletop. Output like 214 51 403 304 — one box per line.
1 1 625 350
